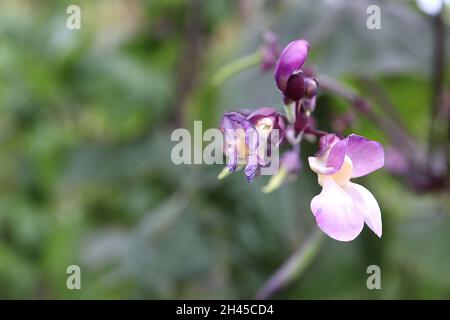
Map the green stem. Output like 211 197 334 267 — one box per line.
283 103 295 124
212 51 262 86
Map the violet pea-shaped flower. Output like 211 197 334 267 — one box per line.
220 108 286 182
247 107 286 145
308 134 385 241
274 39 310 101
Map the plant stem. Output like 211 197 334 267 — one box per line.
171 0 203 127
304 127 329 137
319 75 426 166
359 77 406 130
255 230 325 300
212 51 262 86
428 9 446 169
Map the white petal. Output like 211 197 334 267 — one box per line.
310 177 364 242
308 155 335 175
343 182 382 238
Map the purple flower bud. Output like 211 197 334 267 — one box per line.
281 149 301 173
299 78 319 112
284 70 305 101
384 146 409 175
261 32 279 72
304 78 319 99
274 39 310 95
353 98 371 114
302 95 317 113
332 111 356 133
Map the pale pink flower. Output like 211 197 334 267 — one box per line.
308 134 385 241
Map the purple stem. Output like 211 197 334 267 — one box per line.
255 230 324 300
319 75 427 168
428 9 446 164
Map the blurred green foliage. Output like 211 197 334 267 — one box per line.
0 0 449 299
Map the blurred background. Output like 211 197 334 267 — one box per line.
0 0 449 299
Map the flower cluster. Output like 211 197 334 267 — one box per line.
218 38 385 241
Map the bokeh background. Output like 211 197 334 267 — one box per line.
0 0 449 299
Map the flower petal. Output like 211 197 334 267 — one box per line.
244 163 258 182
308 155 332 175
310 177 364 241
225 141 238 172
343 182 382 238
317 134 341 156
220 111 252 131
247 107 277 120
274 40 310 92
308 137 347 175
284 71 305 101
346 134 384 178
281 149 301 172
325 137 349 174
247 107 286 147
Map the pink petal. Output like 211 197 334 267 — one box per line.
309 135 345 175
317 134 341 156
325 137 349 174
346 134 384 178
317 134 385 178
310 177 364 241
343 182 382 238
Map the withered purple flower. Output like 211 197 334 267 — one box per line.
220 107 286 182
